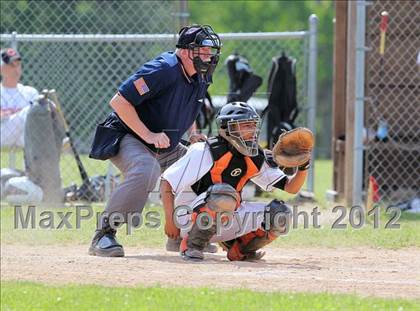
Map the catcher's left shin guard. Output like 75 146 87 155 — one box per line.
221 199 291 261
181 183 239 261
180 205 217 260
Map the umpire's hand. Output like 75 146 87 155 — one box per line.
145 132 170 149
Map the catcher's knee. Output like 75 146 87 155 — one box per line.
203 183 240 214
264 199 291 235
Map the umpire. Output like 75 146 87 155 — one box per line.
88 25 222 257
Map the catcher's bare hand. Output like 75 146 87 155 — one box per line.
165 220 180 239
145 132 170 149
189 133 207 144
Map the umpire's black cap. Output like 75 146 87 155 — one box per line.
176 25 221 49
1 48 21 65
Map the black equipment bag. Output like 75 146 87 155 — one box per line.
264 53 299 148
225 53 262 103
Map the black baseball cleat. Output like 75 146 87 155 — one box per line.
88 223 124 257
242 251 266 261
181 248 204 262
166 237 218 253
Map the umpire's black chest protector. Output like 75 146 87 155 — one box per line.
191 137 265 195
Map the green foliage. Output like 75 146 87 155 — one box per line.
0 1 176 34
2 281 419 311
2 155 420 250
2 202 419 249
0 149 110 187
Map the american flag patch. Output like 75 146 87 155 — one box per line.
133 77 150 95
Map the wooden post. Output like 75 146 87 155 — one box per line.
332 0 348 200
344 1 357 206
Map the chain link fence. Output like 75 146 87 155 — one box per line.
206 34 309 134
0 1 179 34
1 1 316 204
364 0 420 205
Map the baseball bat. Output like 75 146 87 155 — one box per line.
379 11 389 56
46 89 91 188
376 11 390 143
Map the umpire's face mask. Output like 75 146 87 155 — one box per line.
189 40 221 83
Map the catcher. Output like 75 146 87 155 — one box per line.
161 102 314 261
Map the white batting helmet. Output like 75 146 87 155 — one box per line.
4 176 43 204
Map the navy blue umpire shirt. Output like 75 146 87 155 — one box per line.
89 51 208 160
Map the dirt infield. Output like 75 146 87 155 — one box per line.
2 244 420 299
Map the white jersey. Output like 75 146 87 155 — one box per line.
1 83 39 147
1 83 38 113
162 141 287 207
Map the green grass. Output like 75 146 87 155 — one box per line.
1 148 109 187
265 158 332 206
2 152 419 249
275 211 420 249
0 204 166 248
1 281 418 311
2 203 419 249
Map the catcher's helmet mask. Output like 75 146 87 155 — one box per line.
176 25 222 81
216 102 261 157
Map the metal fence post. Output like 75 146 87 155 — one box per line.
11 31 17 49
307 14 318 193
353 1 367 205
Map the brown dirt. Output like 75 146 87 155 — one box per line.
1 244 420 299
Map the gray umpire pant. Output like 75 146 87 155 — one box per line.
104 134 187 227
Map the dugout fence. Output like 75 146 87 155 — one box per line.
363 1 420 206
348 1 420 207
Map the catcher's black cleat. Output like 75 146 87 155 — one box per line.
242 251 266 261
88 218 124 257
181 248 204 262
166 237 218 253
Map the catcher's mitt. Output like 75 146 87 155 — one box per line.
272 127 314 168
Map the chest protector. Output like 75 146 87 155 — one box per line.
191 137 265 195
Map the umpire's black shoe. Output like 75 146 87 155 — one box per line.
88 224 124 257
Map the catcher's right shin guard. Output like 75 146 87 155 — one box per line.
221 199 291 261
